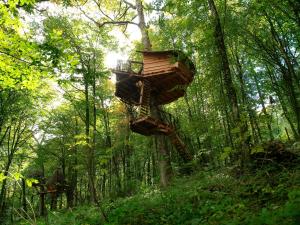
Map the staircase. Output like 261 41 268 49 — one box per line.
135 80 192 162
159 110 180 130
156 109 192 162
139 80 151 117
168 131 192 163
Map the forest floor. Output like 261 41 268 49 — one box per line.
20 157 300 225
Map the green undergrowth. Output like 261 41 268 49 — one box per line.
104 164 300 225
21 163 300 225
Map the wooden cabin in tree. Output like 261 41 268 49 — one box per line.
141 51 195 105
113 50 196 162
114 50 195 105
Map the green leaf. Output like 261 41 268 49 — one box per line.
12 172 23 180
251 145 264 154
220 147 232 161
231 127 240 134
0 173 7 182
25 178 39 187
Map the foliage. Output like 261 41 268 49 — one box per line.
104 164 300 225
0 0 300 224
16 164 299 225
0 0 48 90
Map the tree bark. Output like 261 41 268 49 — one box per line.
208 0 251 166
207 0 239 123
22 178 27 212
135 0 151 50
265 12 300 137
135 0 173 187
84 66 97 203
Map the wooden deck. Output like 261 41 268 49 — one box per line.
114 71 141 105
154 88 186 105
114 50 196 106
130 116 174 136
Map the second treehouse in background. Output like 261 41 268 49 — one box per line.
113 50 196 162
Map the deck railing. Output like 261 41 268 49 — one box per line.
115 60 143 74
157 109 180 130
116 60 130 72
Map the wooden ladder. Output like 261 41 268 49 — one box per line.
168 131 192 162
139 80 151 117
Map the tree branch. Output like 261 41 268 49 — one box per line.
123 0 136 9
92 0 114 21
0 50 32 65
76 0 138 29
97 20 138 28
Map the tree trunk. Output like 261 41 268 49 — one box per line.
253 74 273 140
39 186 46 217
155 135 172 187
135 0 173 187
266 68 299 138
84 69 97 203
67 117 79 208
233 50 262 143
22 178 27 212
39 165 46 217
135 0 151 50
208 0 250 166
124 113 132 194
0 156 13 217
207 0 239 123
265 12 300 138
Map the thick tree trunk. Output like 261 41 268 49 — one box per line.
155 135 172 187
135 0 173 187
135 0 151 50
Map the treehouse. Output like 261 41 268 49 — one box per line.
113 50 195 136
113 50 195 162
141 50 195 105
113 60 143 105
130 116 173 136
114 50 196 106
